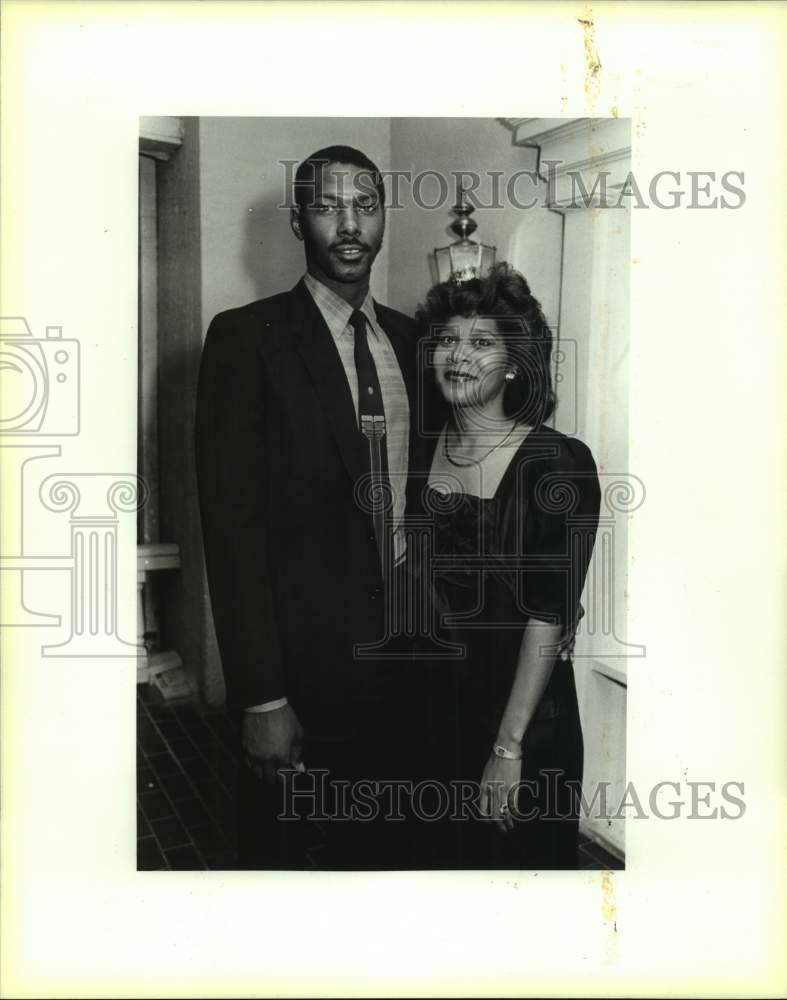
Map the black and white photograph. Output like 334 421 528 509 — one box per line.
2 3 785 997
136 116 631 873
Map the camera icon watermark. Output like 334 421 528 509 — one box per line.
0 315 142 658
0 317 80 435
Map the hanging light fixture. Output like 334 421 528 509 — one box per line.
433 183 496 284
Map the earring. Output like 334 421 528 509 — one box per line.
505 370 517 382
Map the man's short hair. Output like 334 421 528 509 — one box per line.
293 145 386 209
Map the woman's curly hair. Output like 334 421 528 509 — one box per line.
415 262 556 425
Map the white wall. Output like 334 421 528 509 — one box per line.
557 203 632 855
138 155 159 544
557 205 631 661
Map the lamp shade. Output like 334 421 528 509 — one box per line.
434 240 497 284
433 184 496 284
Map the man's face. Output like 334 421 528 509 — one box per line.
291 161 385 292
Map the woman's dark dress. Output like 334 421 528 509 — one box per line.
412 425 601 870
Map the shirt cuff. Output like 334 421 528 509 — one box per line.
244 697 288 713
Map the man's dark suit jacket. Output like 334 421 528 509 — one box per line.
195 279 418 740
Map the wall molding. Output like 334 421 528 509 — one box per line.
139 116 184 161
501 116 596 148
501 116 632 209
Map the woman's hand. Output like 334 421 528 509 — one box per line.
479 752 522 834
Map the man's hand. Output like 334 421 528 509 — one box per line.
242 704 304 785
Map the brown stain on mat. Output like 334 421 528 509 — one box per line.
560 62 568 113
601 869 617 923
601 870 619 964
577 9 602 104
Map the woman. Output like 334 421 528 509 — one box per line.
410 262 600 870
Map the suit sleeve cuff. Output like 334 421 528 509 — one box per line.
244 697 289 714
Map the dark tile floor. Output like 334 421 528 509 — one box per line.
137 685 624 871
137 684 239 870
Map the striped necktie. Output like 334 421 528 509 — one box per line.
349 309 390 561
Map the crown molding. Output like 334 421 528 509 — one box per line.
500 116 632 210
550 146 631 176
498 117 537 132
139 117 184 161
510 117 596 147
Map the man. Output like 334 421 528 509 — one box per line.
195 145 417 869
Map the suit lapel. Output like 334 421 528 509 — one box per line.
289 280 368 489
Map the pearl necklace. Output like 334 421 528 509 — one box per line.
443 422 519 467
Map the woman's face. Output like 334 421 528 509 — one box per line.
432 314 510 413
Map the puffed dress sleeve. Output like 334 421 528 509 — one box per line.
514 434 601 632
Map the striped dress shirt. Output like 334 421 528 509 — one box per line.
303 272 410 566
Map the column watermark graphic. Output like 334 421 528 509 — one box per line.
0 316 144 658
